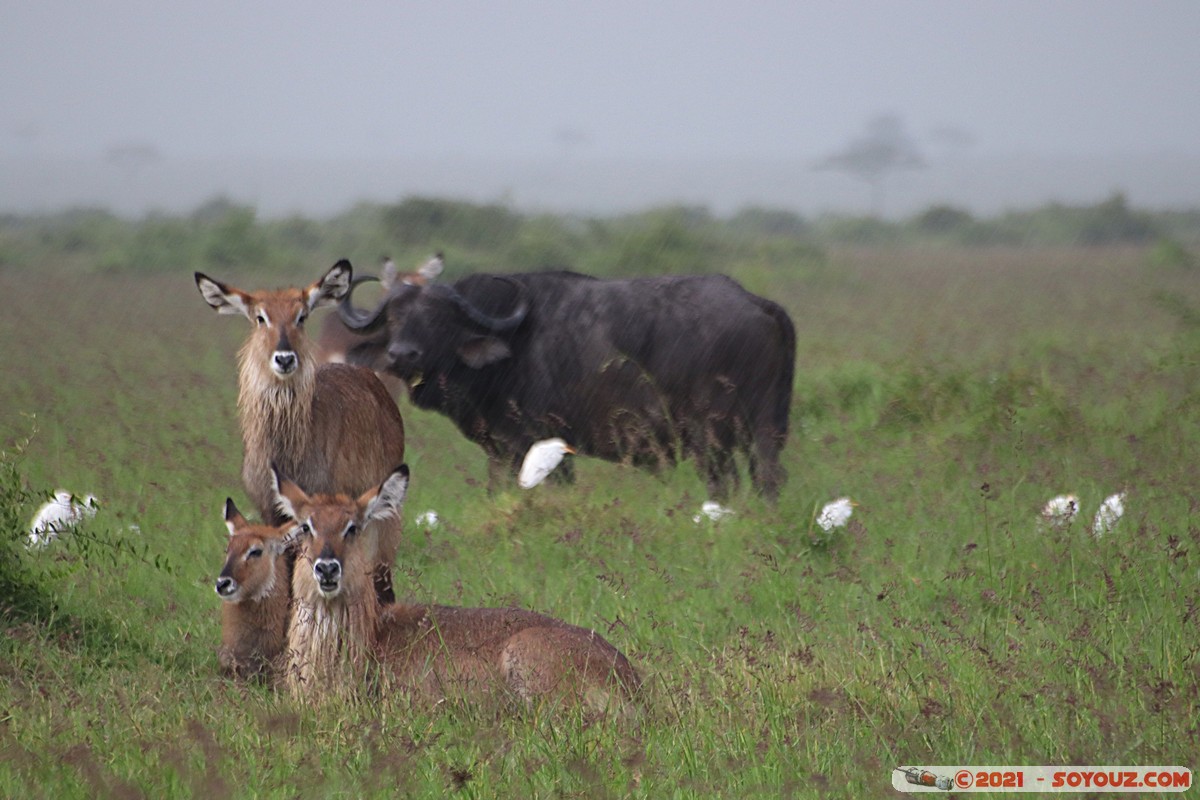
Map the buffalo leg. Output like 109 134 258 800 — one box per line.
749 428 786 502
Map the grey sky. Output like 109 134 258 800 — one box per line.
5 0 1199 161
3 1 1199 216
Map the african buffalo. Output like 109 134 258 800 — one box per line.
339 269 795 500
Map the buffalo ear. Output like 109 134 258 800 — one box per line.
457 336 511 368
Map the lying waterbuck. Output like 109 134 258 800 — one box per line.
214 499 291 681
195 262 406 602
273 464 641 712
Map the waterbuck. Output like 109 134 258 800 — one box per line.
272 464 641 713
214 499 290 681
195 261 406 602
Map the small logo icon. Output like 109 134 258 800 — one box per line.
897 767 954 791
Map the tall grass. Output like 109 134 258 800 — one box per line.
0 243 1197 797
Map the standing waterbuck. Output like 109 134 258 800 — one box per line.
214 499 290 681
195 261 406 602
272 464 641 713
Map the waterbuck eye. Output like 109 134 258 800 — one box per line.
296 311 308 325
255 312 268 326
246 547 263 559
344 523 358 538
299 522 312 535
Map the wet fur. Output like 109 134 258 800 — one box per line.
198 267 406 602
216 521 292 682
279 473 640 711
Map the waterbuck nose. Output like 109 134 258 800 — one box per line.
273 350 298 374
215 576 236 597
313 559 341 584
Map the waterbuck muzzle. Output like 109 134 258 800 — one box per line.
272 328 298 376
313 555 342 596
215 574 238 599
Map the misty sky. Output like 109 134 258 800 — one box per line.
5 1 1199 162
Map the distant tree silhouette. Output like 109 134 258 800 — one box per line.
816 114 926 217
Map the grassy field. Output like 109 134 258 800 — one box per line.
1 244 1198 797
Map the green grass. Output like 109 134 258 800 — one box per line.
1 244 1198 797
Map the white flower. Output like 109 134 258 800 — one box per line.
1040 494 1079 528
27 490 98 548
1092 492 1125 537
518 438 575 489
414 510 440 527
693 501 734 523
816 497 855 532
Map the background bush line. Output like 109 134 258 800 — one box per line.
1 191 1197 278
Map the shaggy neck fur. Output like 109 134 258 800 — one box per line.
238 340 315 518
238 339 315 455
285 561 380 700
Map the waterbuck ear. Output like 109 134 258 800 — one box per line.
269 463 308 521
361 464 409 524
457 336 511 368
280 522 303 547
195 273 253 318
223 498 248 536
306 260 353 311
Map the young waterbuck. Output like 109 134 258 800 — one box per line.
195 261 406 601
273 464 641 713
214 499 290 681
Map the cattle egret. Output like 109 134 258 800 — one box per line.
1040 494 1079 529
816 497 855 532
693 501 734 523
518 438 575 489
415 510 440 527
27 490 98 548
1092 492 1125 537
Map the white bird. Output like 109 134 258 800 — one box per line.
816 497 855 532
693 501 734 523
27 490 98 548
1040 494 1079 529
518 438 576 489
414 510 440 527
1093 492 1125 537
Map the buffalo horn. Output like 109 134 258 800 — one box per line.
338 276 389 333
438 277 528 332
